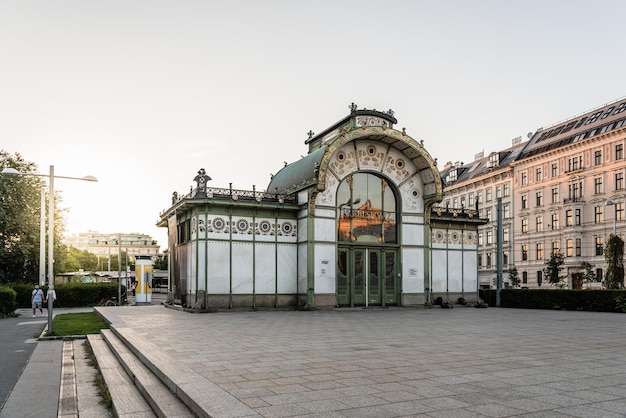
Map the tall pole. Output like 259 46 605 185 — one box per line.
39 187 46 286
496 197 503 307
47 165 54 334
118 233 122 304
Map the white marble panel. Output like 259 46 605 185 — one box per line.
298 190 309 205
314 243 336 293
400 175 424 213
314 208 336 218
402 248 424 292
401 214 424 224
207 241 230 293
463 251 478 281
314 217 336 242
431 250 447 292
232 242 253 293
355 141 385 172
188 242 196 292
401 224 424 246
277 244 298 293
197 241 206 291
447 250 463 292
298 243 308 293
254 243 276 294
383 147 415 184
298 217 308 242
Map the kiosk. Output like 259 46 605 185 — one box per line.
135 255 153 304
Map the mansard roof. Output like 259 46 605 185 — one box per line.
519 97 626 160
266 147 325 194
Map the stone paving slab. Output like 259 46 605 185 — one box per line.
96 306 626 417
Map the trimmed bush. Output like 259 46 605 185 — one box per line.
479 289 626 313
0 286 18 316
6 283 126 308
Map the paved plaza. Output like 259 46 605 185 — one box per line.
101 306 626 417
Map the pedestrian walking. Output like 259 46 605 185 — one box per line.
31 284 45 317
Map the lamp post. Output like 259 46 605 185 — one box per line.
606 200 616 235
1 165 97 334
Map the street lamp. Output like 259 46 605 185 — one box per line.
1 165 97 334
606 200 617 235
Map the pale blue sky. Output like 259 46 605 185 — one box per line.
1 0 624 248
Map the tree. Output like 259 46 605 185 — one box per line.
508 266 520 288
154 254 168 270
604 235 624 289
544 252 565 288
57 245 99 273
0 151 67 284
579 261 597 288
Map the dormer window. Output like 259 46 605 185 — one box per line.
446 169 457 183
488 152 499 168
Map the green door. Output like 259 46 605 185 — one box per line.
337 247 397 307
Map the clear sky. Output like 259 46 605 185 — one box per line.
1 0 624 250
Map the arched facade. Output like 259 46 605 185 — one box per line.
158 107 483 310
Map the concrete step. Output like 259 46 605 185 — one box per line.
100 329 195 418
87 334 156 417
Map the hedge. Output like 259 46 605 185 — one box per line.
0 286 18 316
480 289 626 313
5 283 127 309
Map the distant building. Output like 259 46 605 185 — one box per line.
63 231 161 263
443 97 626 289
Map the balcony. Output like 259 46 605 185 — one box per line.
563 197 584 204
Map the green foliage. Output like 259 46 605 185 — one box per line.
0 151 66 284
604 235 624 289
5 282 125 308
580 261 598 285
0 285 18 316
508 267 520 288
57 246 99 273
544 252 565 287
153 254 168 270
616 296 626 313
480 289 626 312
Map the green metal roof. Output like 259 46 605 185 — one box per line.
267 146 326 194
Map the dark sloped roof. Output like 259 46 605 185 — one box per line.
267 146 326 194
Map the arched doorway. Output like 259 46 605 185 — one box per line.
336 173 399 306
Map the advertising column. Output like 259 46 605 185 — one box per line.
135 255 153 304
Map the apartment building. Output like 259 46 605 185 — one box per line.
64 231 161 263
443 97 626 289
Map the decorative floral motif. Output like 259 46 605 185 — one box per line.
213 217 225 232
237 219 249 233
259 221 272 233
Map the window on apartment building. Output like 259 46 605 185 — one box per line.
478 253 482 267
596 236 604 256
477 191 482 203
522 244 528 261
503 251 508 265
521 194 528 209
453 198 458 208
551 163 558 177
536 243 543 260
460 196 466 207
566 209 573 226
496 186 502 199
536 216 543 232
552 241 559 255
503 227 509 243
522 271 528 284
594 206 603 224
537 271 542 287
551 187 559 204
594 177 603 194
486 230 493 245
551 213 559 229
569 182 583 201
595 150 602 165
596 268 603 282
521 171 528 185
446 170 457 182
617 202 625 221
536 167 542 182
616 144 624 160
576 238 582 257
486 253 492 267
567 156 582 172
486 188 492 202
521 218 528 233
503 203 510 219
469 193 474 206
566 239 573 257
536 191 543 207
616 172 624 190
503 183 510 197
478 232 483 245
445 199 451 207
486 208 492 221
575 209 581 225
